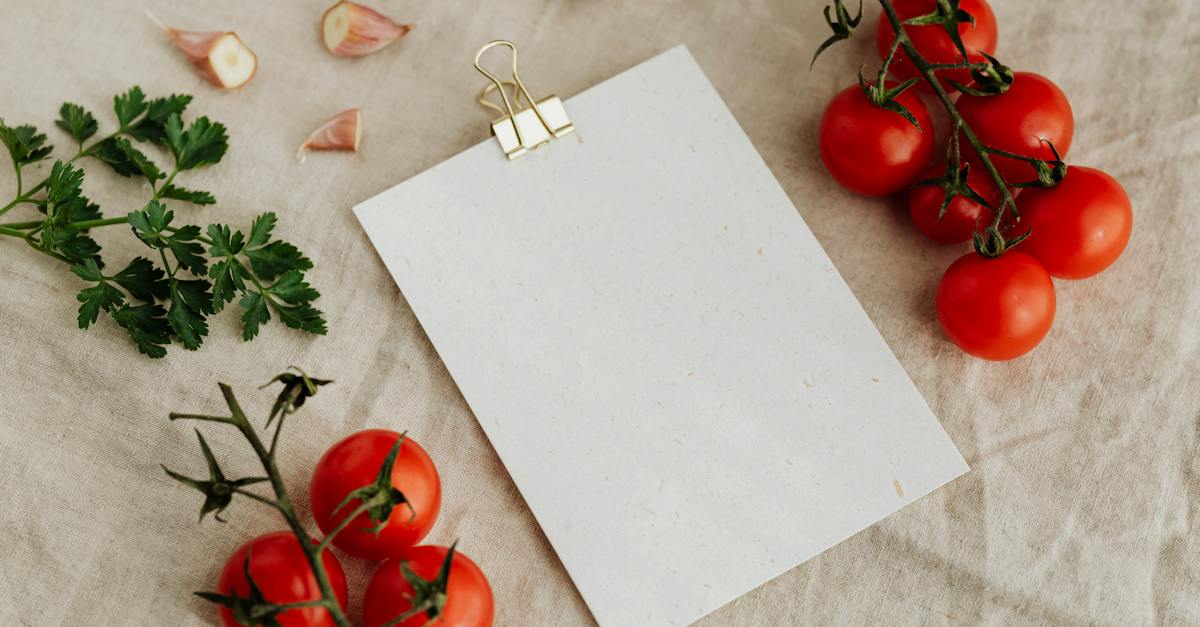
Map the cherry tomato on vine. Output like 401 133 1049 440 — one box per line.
311 429 441 560
936 251 1055 360
215 531 348 627
1017 166 1133 279
818 82 934 196
364 545 495 627
957 72 1074 182
908 162 1000 243
877 0 998 91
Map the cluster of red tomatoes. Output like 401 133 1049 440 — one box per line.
818 0 1132 360
215 429 493 627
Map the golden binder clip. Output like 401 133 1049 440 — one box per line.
474 40 574 160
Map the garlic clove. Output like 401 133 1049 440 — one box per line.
147 11 257 89
297 108 363 162
321 1 413 58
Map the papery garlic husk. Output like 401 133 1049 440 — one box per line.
297 108 363 161
147 10 257 89
321 1 413 58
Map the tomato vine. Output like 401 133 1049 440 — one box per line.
163 369 455 627
814 0 1067 257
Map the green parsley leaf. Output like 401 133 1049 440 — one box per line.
71 259 124 329
128 199 171 241
69 258 105 282
236 212 312 280
112 303 171 358
165 114 228 171
128 94 192 145
128 201 208 274
76 282 124 329
207 224 248 311
48 229 103 266
114 86 148 129
0 120 53 166
55 103 98 144
90 137 143 177
160 184 215 205
245 241 310 281
209 259 248 312
239 291 270 341
272 302 327 335
167 225 208 274
247 212 276 248
206 224 245 257
268 270 320 305
167 279 213 350
45 160 84 206
113 137 163 182
112 257 169 302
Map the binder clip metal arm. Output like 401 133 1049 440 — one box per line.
474 40 574 160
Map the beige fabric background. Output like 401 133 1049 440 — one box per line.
1 1 1197 625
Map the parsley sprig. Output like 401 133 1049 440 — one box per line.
1 87 326 357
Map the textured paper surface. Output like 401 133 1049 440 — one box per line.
354 46 968 626
2 2 1198 626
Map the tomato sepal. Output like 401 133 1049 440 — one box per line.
197 548 326 627
999 139 1069 189
259 366 332 427
161 428 269 523
857 70 923 130
947 52 1014 96
811 0 864 68
911 123 991 220
899 0 976 59
384 541 458 625
330 435 416 537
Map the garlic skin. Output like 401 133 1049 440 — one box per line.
321 1 413 58
147 11 257 89
297 108 363 162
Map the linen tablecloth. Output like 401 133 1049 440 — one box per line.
1 1 1197 624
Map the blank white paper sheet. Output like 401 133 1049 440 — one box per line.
355 45 968 626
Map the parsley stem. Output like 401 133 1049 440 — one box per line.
0 225 27 238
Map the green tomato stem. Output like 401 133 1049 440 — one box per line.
215 384 352 627
877 0 1018 238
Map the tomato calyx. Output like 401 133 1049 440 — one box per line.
331 435 416 536
198 548 328 627
162 429 268 522
948 52 1014 96
992 139 1069 189
857 69 922 130
260 366 332 427
912 124 989 219
812 0 864 68
900 0 976 59
389 542 458 626
973 222 1031 258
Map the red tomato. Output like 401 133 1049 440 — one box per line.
818 82 934 196
877 0 998 90
310 429 441 560
908 163 999 243
957 72 1074 182
215 531 348 627
364 545 495 627
936 252 1055 360
1017 166 1133 279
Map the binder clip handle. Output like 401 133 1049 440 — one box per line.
474 40 574 160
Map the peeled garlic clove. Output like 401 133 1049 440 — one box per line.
297 108 363 161
147 10 257 89
321 1 413 58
